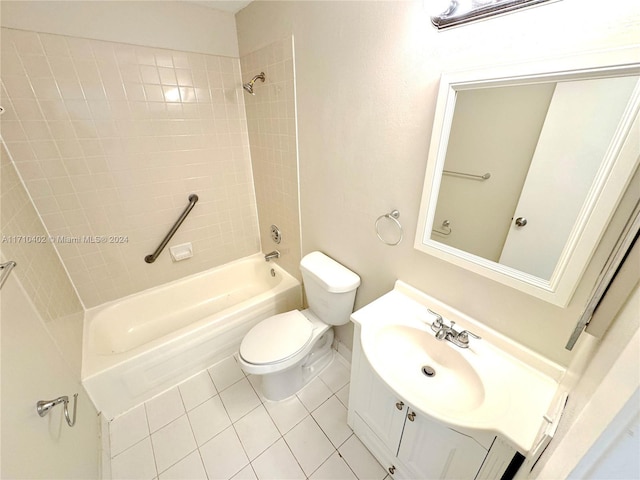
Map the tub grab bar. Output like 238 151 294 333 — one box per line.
0 261 16 289
145 194 199 263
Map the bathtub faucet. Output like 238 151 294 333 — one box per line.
264 250 280 262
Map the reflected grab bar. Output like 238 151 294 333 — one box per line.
145 194 198 263
443 170 491 180
0 261 17 289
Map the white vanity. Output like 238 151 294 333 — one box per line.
348 281 567 479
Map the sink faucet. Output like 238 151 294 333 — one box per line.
264 250 280 262
427 308 480 348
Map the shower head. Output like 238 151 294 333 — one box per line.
243 72 266 95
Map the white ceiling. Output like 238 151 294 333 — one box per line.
186 0 253 14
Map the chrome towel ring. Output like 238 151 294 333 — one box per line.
375 210 403 246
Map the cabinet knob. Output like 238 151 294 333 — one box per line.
408 411 416 421
388 465 396 475
395 401 404 410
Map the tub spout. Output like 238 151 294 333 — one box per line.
264 250 280 262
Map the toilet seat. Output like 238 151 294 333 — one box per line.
240 310 313 365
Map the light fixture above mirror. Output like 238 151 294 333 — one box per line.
414 50 640 307
429 0 556 29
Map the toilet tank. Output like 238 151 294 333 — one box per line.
300 251 361 326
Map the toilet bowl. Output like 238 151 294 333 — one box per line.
238 251 360 401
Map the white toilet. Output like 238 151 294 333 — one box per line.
238 251 360 401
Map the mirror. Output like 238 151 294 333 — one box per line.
415 54 640 307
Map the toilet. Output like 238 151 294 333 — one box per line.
238 251 360 401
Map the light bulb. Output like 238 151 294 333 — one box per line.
424 0 455 17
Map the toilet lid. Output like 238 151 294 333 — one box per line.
240 311 313 365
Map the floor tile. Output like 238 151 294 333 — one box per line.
234 405 281 460
319 356 351 393
145 387 186 432
309 450 358 480
208 355 245 392
219 377 261 422
111 437 157 480
297 377 333 412
251 438 306 480
231 464 258 480
312 395 353 448
336 383 350 408
187 395 231 446
283 415 335 476
179 370 218 411
158 450 207 480
151 415 197 473
263 395 309 435
339 434 387 480
200 426 250 480
110 404 149 457
246 374 267 401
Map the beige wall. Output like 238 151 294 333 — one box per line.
241 36 302 279
433 84 554 261
1 276 100 479
236 0 640 365
532 282 640 478
1 143 84 374
1 142 100 477
1 0 239 57
0 24 260 307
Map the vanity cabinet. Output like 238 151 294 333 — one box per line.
349 335 516 480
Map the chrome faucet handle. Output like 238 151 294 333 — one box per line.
427 309 443 329
457 329 481 345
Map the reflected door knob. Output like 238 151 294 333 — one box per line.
515 217 527 227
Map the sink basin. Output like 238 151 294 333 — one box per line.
368 324 486 413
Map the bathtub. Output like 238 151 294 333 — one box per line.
82 254 302 420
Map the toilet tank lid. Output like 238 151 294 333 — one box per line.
300 251 361 293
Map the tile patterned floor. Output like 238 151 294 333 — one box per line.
108 353 390 480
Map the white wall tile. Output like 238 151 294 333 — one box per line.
2 27 260 307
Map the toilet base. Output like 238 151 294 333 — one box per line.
260 328 335 401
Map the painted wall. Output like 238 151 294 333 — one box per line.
236 0 640 365
1 143 84 375
1 143 100 477
531 282 640 478
433 83 554 261
0 0 239 57
0 23 260 307
1 277 100 479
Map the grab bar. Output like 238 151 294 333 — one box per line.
145 194 199 263
0 261 17 289
443 170 491 180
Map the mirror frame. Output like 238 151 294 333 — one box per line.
415 49 640 307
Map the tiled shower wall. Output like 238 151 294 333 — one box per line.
1 142 84 375
0 27 260 307
241 37 301 280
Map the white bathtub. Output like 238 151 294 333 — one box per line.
82 254 302 419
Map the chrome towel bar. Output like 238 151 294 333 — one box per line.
145 194 198 263
0 261 16 289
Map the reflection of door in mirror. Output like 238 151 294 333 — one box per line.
432 75 639 280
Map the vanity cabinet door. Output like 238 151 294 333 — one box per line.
398 410 488 480
353 348 406 453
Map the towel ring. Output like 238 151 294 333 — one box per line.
375 210 403 246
